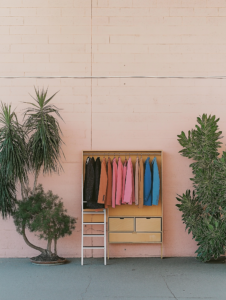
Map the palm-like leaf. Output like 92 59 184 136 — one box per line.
24 87 64 175
0 103 28 184
0 173 16 218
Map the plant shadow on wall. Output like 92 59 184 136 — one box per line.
0 88 76 264
177 114 226 262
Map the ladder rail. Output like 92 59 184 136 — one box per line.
81 175 84 266
104 208 106 265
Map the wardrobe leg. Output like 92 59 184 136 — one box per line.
108 243 109 260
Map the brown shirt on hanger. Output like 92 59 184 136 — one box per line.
98 158 108 204
138 157 144 208
105 158 112 208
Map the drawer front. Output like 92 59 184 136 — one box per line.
109 233 162 243
83 215 104 223
136 217 161 232
109 217 134 232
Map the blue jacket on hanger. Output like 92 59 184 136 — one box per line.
152 157 160 205
144 157 152 206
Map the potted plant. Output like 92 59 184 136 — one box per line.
177 114 226 262
0 88 76 264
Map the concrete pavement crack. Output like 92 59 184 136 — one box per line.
81 275 92 300
161 275 178 300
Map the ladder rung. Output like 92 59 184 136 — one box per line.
83 234 104 237
83 222 104 225
83 246 104 249
83 211 105 214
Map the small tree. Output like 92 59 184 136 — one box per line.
177 114 226 262
13 185 76 261
0 88 76 261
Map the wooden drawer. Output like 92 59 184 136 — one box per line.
83 214 104 223
109 217 134 232
109 232 162 243
136 217 161 232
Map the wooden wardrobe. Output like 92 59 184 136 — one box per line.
82 150 163 259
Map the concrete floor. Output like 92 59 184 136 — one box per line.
0 257 225 300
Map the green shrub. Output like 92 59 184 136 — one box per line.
13 184 76 258
177 114 226 262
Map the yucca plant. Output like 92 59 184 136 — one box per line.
0 103 28 217
0 87 75 262
23 87 64 192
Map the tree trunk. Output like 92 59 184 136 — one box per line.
47 238 52 256
33 170 40 194
21 184 24 200
54 236 57 255
21 182 28 200
22 224 46 255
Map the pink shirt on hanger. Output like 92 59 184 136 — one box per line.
124 157 133 204
111 158 117 208
122 159 127 204
116 157 123 205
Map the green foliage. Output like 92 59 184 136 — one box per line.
13 184 76 252
177 114 226 262
24 87 64 175
0 103 28 218
0 88 64 218
0 88 73 257
0 173 16 219
0 103 28 184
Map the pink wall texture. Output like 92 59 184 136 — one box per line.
0 0 226 258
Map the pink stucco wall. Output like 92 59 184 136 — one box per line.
0 0 226 258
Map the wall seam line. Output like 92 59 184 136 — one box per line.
91 0 93 151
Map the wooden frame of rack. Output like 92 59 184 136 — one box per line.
82 150 163 261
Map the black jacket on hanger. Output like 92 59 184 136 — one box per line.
83 157 95 209
84 157 104 209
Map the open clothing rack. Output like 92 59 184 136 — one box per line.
81 150 163 265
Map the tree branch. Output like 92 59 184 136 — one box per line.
22 224 45 255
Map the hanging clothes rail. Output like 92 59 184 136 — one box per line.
84 152 161 156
